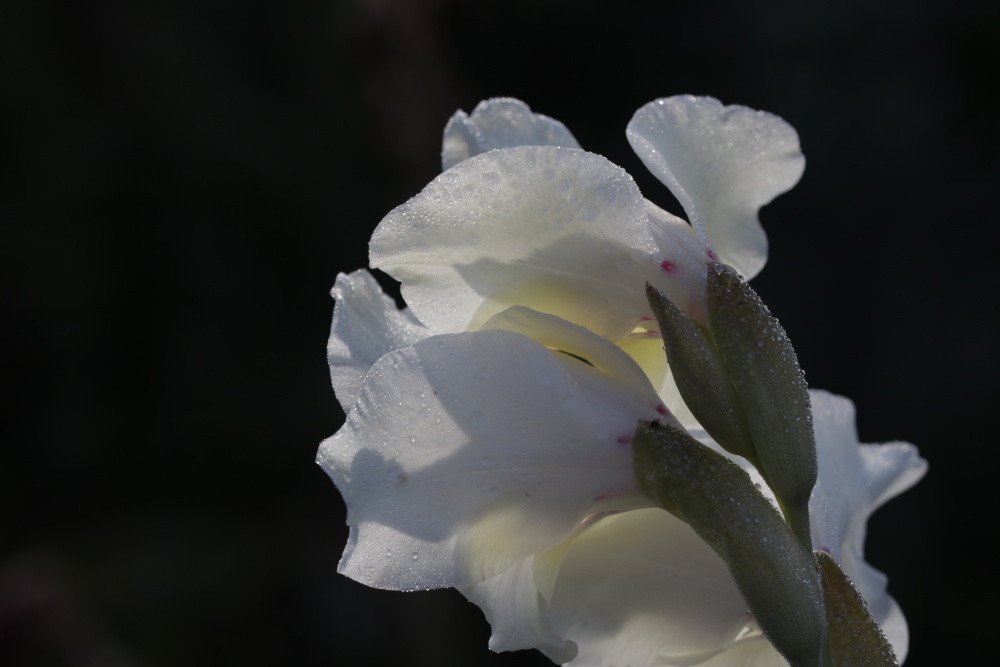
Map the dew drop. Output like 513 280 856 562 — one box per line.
578 203 599 222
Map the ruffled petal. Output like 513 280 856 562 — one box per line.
807 390 926 661
372 145 717 339
372 145 658 338
627 96 805 279
459 555 578 664
327 270 430 411
547 509 749 667
319 328 659 591
442 98 581 171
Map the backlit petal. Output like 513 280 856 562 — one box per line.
548 509 749 667
459 555 578 664
481 306 662 412
442 98 581 171
627 96 804 279
807 390 926 661
327 270 430 411
680 639 786 667
319 329 658 591
371 146 661 338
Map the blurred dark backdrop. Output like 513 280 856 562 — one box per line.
2 0 995 665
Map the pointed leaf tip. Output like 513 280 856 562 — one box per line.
816 551 898 667
705 263 817 546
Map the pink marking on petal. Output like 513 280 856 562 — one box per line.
593 492 614 502
639 316 654 322
646 330 661 337
660 260 677 273
705 247 718 261
655 404 668 416
616 434 632 445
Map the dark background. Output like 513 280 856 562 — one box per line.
2 0 995 665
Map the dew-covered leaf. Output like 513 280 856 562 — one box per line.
632 420 825 667
645 283 756 465
816 551 898 667
706 263 817 546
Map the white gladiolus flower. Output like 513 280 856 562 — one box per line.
318 97 926 666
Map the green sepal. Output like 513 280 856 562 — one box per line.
645 283 758 467
706 263 817 546
816 551 898 667
632 420 826 667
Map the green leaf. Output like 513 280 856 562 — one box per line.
645 283 758 466
633 420 826 667
706 263 817 546
816 551 898 667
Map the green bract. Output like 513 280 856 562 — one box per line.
633 420 826 667
646 265 819 547
706 264 817 546
816 552 898 667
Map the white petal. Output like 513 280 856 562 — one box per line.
671 639 786 667
808 390 869 560
548 509 749 667
874 596 910 665
459 556 578 664
442 98 581 171
327 270 430 411
858 440 928 513
372 145 710 339
807 389 926 660
808 389 927 561
627 96 805 279
318 329 659 591
644 199 712 323
481 306 663 413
